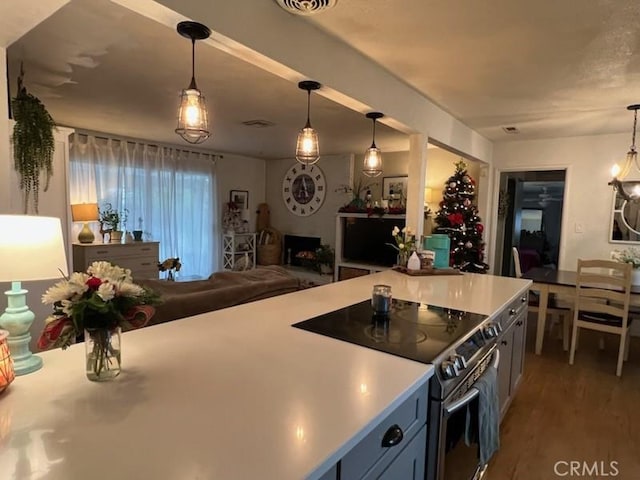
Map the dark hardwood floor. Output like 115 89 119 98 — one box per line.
488 315 640 479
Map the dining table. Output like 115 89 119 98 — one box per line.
522 267 640 355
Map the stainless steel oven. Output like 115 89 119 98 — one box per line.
427 346 500 480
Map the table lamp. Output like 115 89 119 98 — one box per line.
0 216 68 375
71 203 99 244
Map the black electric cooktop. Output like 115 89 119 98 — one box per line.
292 299 489 365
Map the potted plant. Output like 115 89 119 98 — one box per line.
314 244 335 275
99 203 129 243
11 67 56 214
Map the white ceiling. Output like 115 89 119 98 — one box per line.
7 0 640 160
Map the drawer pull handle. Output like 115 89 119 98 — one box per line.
381 424 404 448
96 250 108 254
509 308 516 315
516 320 523 326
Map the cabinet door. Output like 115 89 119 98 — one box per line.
509 313 527 394
365 424 427 480
497 323 514 421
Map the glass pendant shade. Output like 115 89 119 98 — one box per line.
296 80 321 165
296 125 320 165
363 145 383 177
174 21 211 145
362 112 384 177
609 104 640 201
176 86 210 144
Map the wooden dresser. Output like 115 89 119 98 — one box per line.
72 241 160 280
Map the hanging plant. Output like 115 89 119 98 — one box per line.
11 65 56 214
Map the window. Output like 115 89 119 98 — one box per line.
69 134 219 278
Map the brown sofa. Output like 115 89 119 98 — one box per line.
137 265 301 327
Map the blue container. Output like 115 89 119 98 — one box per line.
424 234 450 269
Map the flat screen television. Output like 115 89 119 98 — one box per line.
342 217 406 267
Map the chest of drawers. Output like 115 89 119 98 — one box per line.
72 242 160 280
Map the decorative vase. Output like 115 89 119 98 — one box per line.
84 327 121 381
397 251 409 267
109 230 123 244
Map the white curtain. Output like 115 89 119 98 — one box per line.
69 133 220 277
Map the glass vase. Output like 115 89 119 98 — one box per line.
84 327 121 381
397 251 409 267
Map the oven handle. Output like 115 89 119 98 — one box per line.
444 349 499 416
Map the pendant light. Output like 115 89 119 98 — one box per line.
362 112 384 177
295 80 321 165
175 21 211 144
609 104 640 201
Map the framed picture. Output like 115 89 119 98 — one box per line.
382 176 408 199
230 190 249 209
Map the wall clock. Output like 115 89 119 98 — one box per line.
282 163 326 216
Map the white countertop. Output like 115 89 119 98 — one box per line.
0 270 529 480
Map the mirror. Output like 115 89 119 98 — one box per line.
611 182 640 242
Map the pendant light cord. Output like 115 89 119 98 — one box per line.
305 89 312 128
189 37 197 90
371 117 377 148
632 108 638 152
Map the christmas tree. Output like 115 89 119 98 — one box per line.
434 160 489 273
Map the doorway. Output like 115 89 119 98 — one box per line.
495 170 566 277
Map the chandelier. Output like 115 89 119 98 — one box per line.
609 104 640 201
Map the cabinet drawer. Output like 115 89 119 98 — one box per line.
501 291 528 328
341 385 427 480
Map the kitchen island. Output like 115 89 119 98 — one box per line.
0 270 529 479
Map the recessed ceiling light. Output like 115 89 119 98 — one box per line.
242 119 275 128
502 126 520 134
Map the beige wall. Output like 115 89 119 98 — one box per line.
491 132 629 271
265 154 351 249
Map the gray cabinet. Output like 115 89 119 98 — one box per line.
72 241 159 280
497 292 528 421
316 380 429 480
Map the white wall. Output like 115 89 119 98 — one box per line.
216 153 267 234
265 154 351 249
491 132 630 270
353 151 409 202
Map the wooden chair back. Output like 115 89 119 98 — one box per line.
574 259 632 329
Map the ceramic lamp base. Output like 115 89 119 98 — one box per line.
0 282 43 376
77 222 95 244
7 333 42 375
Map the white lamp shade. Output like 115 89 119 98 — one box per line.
0 215 69 282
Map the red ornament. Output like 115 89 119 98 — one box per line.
477 223 484 233
447 213 464 225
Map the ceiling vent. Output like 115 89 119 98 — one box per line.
502 126 520 134
274 0 338 15
242 119 275 128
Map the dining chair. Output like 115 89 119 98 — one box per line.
512 247 573 350
569 259 633 377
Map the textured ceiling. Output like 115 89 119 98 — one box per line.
305 0 640 141
8 0 640 161
6 0 409 159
